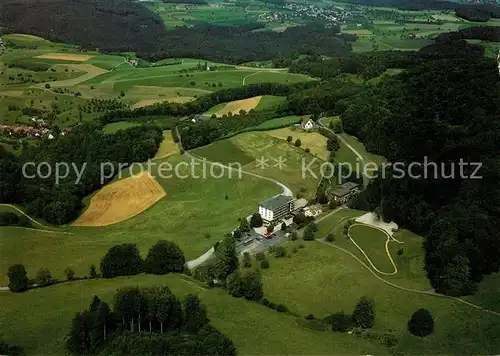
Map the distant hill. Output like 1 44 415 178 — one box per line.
0 0 167 53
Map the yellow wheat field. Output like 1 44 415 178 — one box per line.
215 96 262 117
36 53 94 61
73 173 166 226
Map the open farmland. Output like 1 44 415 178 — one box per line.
0 154 281 284
73 172 166 227
266 126 329 161
36 53 94 61
209 96 262 117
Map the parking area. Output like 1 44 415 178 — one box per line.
236 229 287 255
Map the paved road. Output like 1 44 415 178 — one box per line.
318 118 368 188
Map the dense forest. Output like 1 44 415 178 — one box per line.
0 0 167 53
0 124 163 224
344 58 500 296
0 0 352 63
66 288 236 355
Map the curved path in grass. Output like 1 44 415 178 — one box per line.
318 238 500 318
347 223 404 276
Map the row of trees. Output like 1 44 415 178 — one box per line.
101 241 185 278
66 287 236 355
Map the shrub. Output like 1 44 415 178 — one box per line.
294 138 301 147
144 240 185 275
327 311 352 332
89 264 98 279
45 83 51 89
259 298 270 306
276 304 288 313
260 260 270 269
408 308 434 337
305 314 315 320
242 252 252 268
35 268 54 287
326 232 335 242
298 244 305 249
290 231 298 241
273 246 286 258
100 243 143 278
292 247 298 253
64 267 75 281
255 252 266 261
7 264 29 293
397 248 404 256
353 296 375 328
305 148 310 153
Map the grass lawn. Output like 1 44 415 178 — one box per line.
465 273 500 314
260 240 500 354
348 224 394 274
246 115 304 131
102 121 141 134
315 208 365 239
254 95 286 110
0 274 382 355
266 126 329 161
0 154 281 284
231 131 322 198
191 139 254 166
154 130 178 159
340 133 386 167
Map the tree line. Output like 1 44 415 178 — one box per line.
99 82 317 124
0 123 163 224
0 0 353 64
66 287 236 355
7 240 185 293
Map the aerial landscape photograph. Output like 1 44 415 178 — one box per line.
0 0 500 354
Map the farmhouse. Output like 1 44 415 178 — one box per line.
258 194 294 223
300 118 315 131
331 182 359 204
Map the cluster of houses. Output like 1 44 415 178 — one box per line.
258 3 350 24
0 118 69 140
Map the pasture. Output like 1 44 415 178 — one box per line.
0 154 281 284
72 172 166 227
213 96 262 116
254 95 286 111
0 274 382 355
266 126 329 161
231 131 322 196
154 130 179 159
36 53 94 61
348 224 395 274
102 121 142 134
260 239 500 355
191 139 254 166
246 115 304 131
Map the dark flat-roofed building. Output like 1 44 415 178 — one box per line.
332 182 359 204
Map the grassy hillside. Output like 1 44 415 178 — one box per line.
0 154 281 284
0 274 382 355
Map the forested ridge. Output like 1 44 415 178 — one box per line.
0 0 352 63
343 58 500 296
